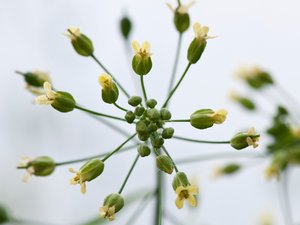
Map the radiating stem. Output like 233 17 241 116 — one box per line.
167 33 182 95
177 0 181 6
75 105 126 122
140 75 148 103
118 154 140 194
102 133 137 162
162 62 192 108
91 54 130 98
165 119 190 122
162 146 179 172
173 135 230 144
113 102 128 112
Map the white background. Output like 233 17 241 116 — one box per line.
1 0 300 224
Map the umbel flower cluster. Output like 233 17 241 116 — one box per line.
15 1 262 224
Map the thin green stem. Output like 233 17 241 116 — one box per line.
173 135 230 144
154 170 163 225
75 105 126 122
102 133 137 162
91 54 130 98
54 144 137 167
15 70 25 76
113 102 128 112
162 146 179 172
140 75 148 103
167 33 182 95
118 154 140 194
175 152 266 165
162 62 192 108
177 0 181 6
165 119 190 122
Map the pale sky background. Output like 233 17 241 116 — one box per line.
1 0 300 225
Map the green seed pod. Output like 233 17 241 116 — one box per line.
125 111 135 124
29 156 56 176
147 109 160 122
66 28 94 57
174 11 190 33
0 205 9 224
147 122 158 132
172 172 190 191
162 127 175 139
22 71 51 88
187 38 207 64
190 109 227 129
120 16 132 40
230 128 260 150
136 121 148 135
146 99 157 108
51 91 76 113
79 158 104 182
151 133 164 148
160 108 172 120
134 106 145 116
132 55 152 76
102 83 119 104
156 155 174 174
137 144 151 157
128 96 142 106
221 164 241 175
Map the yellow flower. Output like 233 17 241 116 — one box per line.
167 0 195 14
35 82 56 105
175 184 198 209
235 65 263 79
65 27 81 40
18 156 35 182
246 127 259 148
132 41 151 58
212 109 228 124
69 168 87 194
193 22 216 40
99 205 116 221
98 73 113 89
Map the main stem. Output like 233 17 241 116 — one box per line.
118 154 140 194
162 62 192 108
278 170 293 225
102 133 137 162
173 135 230 144
91 54 130 98
154 169 163 225
140 75 148 103
167 33 182 94
75 105 126 122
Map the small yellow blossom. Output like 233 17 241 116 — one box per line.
212 109 228 124
175 184 198 209
98 73 113 89
65 27 81 40
18 156 35 182
264 165 280 181
69 167 87 194
99 205 116 221
235 65 263 79
132 41 151 58
35 82 56 105
246 127 259 148
193 22 216 40
167 0 195 14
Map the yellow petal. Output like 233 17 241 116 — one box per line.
175 197 184 209
142 41 150 53
166 3 174 12
187 195 197 207
132 41 140 54
188 184 199 195
80 181 86 194
99 206 108 218
193 23 201 37
35 95 52 105
175 186 186 194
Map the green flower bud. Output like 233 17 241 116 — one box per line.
66 27 94 57
18 70 51 88
137 144 151 157
35 82 76 113
99 74 119 104
214 164 241 178
151 133 164 148
230 91 256 111
69 158 104 194
160 108 172 120
138 133 150 141
134 106 145 116
125 111 136 124
128 96 142 106
132 41 152 76
190 109 227 129
147 109 160 122
120 16 132 40
156 155 174 174
156 120 165 128
174 11 190 33
172 172 190 191
146 99 157 108
147 122 158 132
0 205 9 224
162 127 175 139
230 128 260 150
136 121 148 135
100 193 124 221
